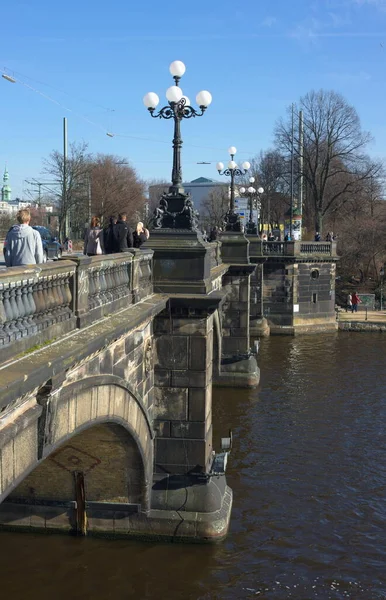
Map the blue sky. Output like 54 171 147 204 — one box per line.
1 0 386 199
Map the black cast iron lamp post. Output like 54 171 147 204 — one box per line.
239 179 264 234
143 61 212 230
216 146 250 231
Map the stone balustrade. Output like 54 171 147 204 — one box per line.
0 250 154 363
247 238 338 259
0 260 77 363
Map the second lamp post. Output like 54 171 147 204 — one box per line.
239 179 264 235
216 147 250 232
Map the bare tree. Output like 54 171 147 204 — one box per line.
275 90 381 232
246 151 289 232
200 187 230 230
89 155 146 226
43 141 90 240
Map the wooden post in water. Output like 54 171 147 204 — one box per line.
74 471 87 536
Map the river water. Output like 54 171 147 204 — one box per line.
2 333 386 599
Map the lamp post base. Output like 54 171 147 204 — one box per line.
246 221 257 235
219 231 250 264
224 210 242 232
153 191 198 230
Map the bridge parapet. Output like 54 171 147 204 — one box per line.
0 260 77 364
0 250 154 364
248 239 338 259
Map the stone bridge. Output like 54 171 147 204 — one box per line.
0 231 337 542
0 233 257 542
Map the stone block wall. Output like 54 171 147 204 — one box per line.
153 307 214 475
7 423 144 505
221 267 254 355
294 262 337 328
262 262 294 327
249 258 337 332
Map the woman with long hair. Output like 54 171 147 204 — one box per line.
84 216 104 256
133 221 150 248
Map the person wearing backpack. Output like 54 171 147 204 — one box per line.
84 216 104 256
114 212 133 252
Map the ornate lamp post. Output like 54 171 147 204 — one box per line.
216 147 250 231
143 61 212 230
380 267 384 311
239 178 264 234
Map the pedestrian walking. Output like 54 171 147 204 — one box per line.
133 221 150 248
103 216 118 254
84 216 104 256
114 212 134 251
4 208 44 267
315 232 321 242
346 293 352 312
351 292 361 313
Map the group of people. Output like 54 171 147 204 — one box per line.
3 208 150 268
346 292 361 313
315 231 336 242
84 213 149 256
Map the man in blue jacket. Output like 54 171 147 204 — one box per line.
4 209 44 267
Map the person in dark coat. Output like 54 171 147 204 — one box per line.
114 212 133 251
103 216 118 254
133 221 149 248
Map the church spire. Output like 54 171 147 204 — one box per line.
2 166 12 202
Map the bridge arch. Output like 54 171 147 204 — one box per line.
3 377 154 511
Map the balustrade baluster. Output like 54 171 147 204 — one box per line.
55 274 66 317
87 270 95 309
3 286 16 340
9 284 21 338
105 267 114 302
63 273 72 317
98 267 107 304
118 263 126 296
33 280 46 330
40 278 51 328
51 275 62 321
21 280 33 331
110 266 119 299
0 284 8 344
47 276 57 324
15 286 28 336
26 278 37 333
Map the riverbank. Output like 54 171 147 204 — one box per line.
338 310 386 332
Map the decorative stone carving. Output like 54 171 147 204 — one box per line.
144 339 153 376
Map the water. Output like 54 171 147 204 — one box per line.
2 333 386 599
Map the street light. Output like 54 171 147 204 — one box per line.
216 147 250 231
380 267 384 311
239 178 264 234
143 60 212 230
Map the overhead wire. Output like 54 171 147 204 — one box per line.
1 66 255 155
